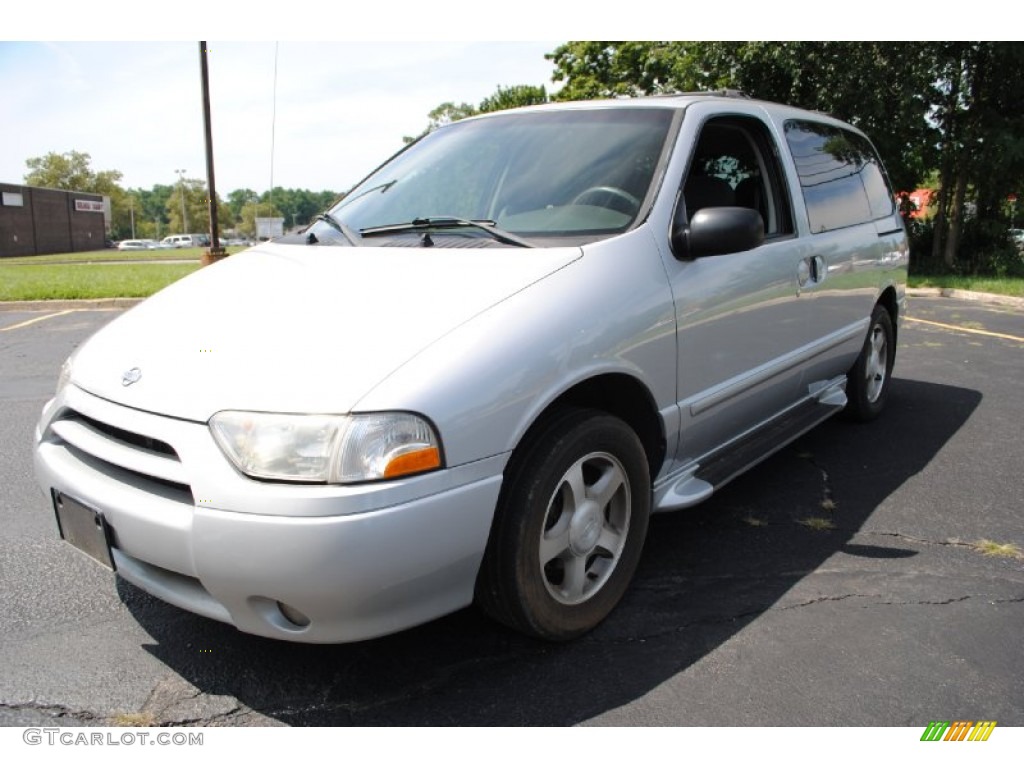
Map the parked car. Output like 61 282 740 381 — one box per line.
116 239 154 251
159 234 210 249
34 93 908 644
1009 228 1024 252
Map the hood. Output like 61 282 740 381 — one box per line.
70 243 581 421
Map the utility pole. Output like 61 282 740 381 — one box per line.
199 41 227 264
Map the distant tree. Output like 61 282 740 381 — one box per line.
234 200 283 238
24 150 123 194
478 84 548 114
227 188 257 223
262 187 340 229
404 84 549 144
24 150 134 237
165 177 231 234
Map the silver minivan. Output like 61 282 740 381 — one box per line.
34 93 908 643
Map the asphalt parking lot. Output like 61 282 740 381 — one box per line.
1 295 1022 727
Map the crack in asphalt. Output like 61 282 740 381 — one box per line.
0 698 251 727
10 586 1021 726
0 701 101 722
155 705 244 727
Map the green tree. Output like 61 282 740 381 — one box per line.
234 200 283 238
546 41 684 100
925 43 1024 269
404 84 550 144
24 150 124 194
135 185 173 239
546 42 934 193
165 177 232 235
547 41 1024 274
262 187 340 230
24 150 133 237
227 188 257 224
478 84 548 114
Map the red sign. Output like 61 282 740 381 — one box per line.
74 199 104 212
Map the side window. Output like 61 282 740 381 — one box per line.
783 120 895 233
682 116 793 238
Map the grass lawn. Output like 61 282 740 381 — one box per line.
908 274 1024 298
0 262 201 301
0 245 244 266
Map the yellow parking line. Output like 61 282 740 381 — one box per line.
0 309 76 332
905 316 1024 343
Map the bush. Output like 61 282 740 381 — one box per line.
908 217 1024 277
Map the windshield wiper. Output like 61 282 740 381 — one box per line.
309 213 360 246
359 217 534 248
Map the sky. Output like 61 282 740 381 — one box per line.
0 4 994 198
0 40 561 195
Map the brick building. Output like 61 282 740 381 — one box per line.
0 183 109 258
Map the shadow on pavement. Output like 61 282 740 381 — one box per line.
120 377 980 725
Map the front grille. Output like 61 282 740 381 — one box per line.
76 412 177 458
49 408 193 503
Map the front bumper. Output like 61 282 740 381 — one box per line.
34 385 504 643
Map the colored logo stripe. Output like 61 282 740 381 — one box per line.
920 720 996 741
969 722 997 741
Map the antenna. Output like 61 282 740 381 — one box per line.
269 42 278 211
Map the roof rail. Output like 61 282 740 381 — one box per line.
645 89 752 100
614 90 753 101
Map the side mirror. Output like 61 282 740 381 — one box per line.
671 206 765 259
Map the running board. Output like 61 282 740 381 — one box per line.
654 377 847 512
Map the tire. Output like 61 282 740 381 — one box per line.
844 304 895 422
475 409 651 641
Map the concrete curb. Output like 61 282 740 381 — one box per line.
906 287 1024 310
0 298 144 312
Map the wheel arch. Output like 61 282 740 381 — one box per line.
513 373 666 483
877 285 900 345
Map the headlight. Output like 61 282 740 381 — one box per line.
209 411 443 484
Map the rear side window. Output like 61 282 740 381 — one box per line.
784 120 895 233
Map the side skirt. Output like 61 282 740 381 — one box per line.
653 375 847 513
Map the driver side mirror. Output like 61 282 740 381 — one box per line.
671 206 765 260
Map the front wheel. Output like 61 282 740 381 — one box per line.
476 409 650 641
845 304 895 421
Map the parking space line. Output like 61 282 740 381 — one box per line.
905 316 1024 343
0 309 76 332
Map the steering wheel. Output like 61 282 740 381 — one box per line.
570 186 641 215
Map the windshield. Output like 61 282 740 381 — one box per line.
325 107 676 243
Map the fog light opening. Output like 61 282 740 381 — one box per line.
276 601 311 629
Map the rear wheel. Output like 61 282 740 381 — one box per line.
476 409 650 641
845 304 895 421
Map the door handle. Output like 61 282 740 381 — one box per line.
810 255 826 284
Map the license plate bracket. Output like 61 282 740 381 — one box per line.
52 491 115 571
